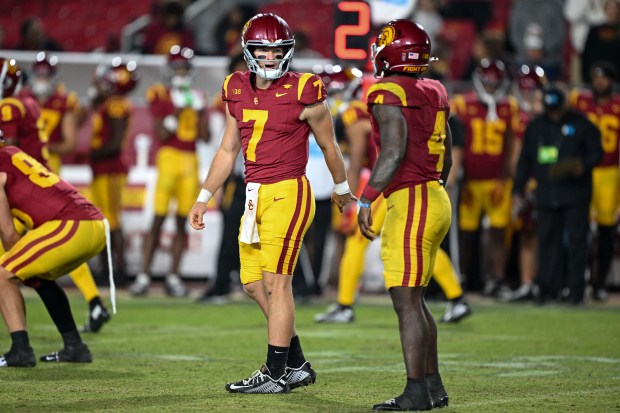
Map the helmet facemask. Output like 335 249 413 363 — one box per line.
243 40 295 80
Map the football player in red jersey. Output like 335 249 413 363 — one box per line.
0 133 107 367
2 56 111 332
189 13 354 393
88 58 139 287
451 58 519 297
357 20 452 411
131 46 209 298
569 61 620 301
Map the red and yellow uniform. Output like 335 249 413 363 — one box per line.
146 83 203 216
89 96 131 230
451 92 519 231
0 147 105 280
367 76 452 288
222 71 324 282
569 89 620 226
21 88 79 174
0 95 49 166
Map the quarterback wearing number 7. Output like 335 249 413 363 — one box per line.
188 13 355 393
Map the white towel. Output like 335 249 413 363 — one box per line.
240 182 261 244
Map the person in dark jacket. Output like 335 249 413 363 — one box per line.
513 85 603 305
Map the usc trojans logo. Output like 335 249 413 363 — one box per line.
377 25 396 47
248 200 254 211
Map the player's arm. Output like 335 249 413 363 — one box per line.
344 117 371 195
302 100 355 212
90 117 126 160
189 104 241 230
198 107 211 143
0 173 20 251
50 110 78 155
358 104 406 240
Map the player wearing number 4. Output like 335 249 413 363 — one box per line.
131 46 209 297
189 13 355 394
357 20 453 410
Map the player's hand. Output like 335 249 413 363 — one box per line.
192 92 206 111
189 202 209 230
491 181 504 206
171 88 188 108
331 191 357 213
357 204 375 241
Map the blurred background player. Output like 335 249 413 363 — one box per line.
499 64 546 302
569 61 620 302
88 58 139 288
131 46 209 297
1 56 110 332
315 89 471 323
451 58 519 297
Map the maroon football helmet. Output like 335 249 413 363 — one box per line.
515 64 546 92
241 13 295 80
473 58 510 95
165 45 195 88
0 57 23 99
371 19 431 78
32 52 58 78
95 57 139 96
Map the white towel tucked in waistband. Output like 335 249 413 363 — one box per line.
240 182 261 244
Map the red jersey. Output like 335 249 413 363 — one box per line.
21 87 80 147
366 76 450 197
569 89 620 167
0 96 49 166
90 96 132 176
0 146 103 229
222 71 326 184
146 83 203 152
451 92 519 180
340 99 377 169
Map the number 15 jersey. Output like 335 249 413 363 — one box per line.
222 71 326 184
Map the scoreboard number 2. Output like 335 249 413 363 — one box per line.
334 1 371 60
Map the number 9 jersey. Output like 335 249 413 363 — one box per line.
222 71 326 184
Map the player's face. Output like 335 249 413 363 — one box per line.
253 46 285 70
592 73 612 95
31 74 54 98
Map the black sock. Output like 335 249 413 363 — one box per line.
338 304 352 309
287 335 307 368
450 295 464 304
89 296 103 311
266 344 288 379
426 372 444 388
10 330 30 352
61 329 82 348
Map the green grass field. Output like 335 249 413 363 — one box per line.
1 290 619 412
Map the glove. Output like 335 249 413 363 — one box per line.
191 91 205 111
163 115 178 133
170 88 188 109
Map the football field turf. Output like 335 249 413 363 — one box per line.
2 290 619 412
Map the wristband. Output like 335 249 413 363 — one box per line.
197 188 213 204
361 185 381 202
334 181 350 195
357 199 371 208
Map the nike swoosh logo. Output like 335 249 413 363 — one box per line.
275 92 288 97
248 188 255 191
274 197 285 202
387 205 394 210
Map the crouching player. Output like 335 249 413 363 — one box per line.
0 139 108 367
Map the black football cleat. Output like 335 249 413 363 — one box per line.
226 365 290 394
0 346 36 367
40 343 92 363
285 361 317 389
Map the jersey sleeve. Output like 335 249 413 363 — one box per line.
221 73 237 103
297 73 326 106
366 80 411 108
0 99 26 137
341 101 370 127
105 97 131 119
